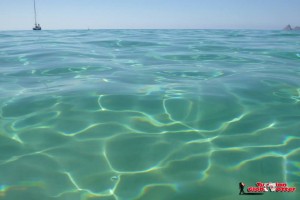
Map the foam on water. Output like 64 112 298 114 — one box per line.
0 29 299 200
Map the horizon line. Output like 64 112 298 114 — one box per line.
0 27 286 32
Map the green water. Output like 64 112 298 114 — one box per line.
0 30 299 200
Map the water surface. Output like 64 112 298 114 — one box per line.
0 29 299 200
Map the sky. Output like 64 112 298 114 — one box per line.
0 0 299 30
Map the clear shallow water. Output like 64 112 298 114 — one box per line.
0 29 299 200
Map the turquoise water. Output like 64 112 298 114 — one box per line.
0 29 299 200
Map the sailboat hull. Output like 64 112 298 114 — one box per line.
33 27 42 30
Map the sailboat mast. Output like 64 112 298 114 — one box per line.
34 0 37 25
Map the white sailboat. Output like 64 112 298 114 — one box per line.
33 0 41 30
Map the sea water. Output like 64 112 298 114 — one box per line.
0 29 299 200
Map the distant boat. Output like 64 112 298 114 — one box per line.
32 0 41 30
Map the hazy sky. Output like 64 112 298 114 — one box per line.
0 0 299 30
